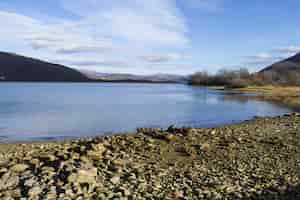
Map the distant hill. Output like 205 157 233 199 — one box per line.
260 52 300 74
0 51 187 83
80 70 188 83
0 52 89 82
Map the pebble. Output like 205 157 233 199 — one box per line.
0 114 300 199
10 164 29 173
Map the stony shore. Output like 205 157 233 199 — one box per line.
1 113 300 199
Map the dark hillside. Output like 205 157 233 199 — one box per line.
0 52 89 82
260 52 300 73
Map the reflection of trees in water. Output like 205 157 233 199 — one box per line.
189 87 221 104
221 93 252 104
188 87 300 112
190 87 253 104
221 92 300 112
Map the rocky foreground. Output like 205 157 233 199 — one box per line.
1 114 300 199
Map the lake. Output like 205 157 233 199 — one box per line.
0 83 293 141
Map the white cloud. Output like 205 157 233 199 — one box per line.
50 58 126 67
62 0 189 47
248 53 273 60
55 43 115 54
245 45 300 67
0 0 190 74
243 52 283 67
242 48 299 69
140 53 186 63
274 45 300 55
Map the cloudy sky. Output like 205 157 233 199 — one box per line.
1 0 300 74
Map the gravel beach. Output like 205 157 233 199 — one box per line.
0 113 300 199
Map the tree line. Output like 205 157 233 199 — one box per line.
189 68 300 88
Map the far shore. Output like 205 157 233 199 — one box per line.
209 85 300 108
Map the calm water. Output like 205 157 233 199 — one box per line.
0 83 293 141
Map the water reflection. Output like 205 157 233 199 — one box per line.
0 83 295 141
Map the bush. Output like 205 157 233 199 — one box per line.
226 78 249 88
189 68 300 87
189 68 251 87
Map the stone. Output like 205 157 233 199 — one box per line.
0 167 8 173
24 178 37 187
112 159 125 167
28 186 42 198
92 143 107 153
87 150 103 161
163 134 174 142
0 173 19 190
68 167 97 184
30 159 40 166
42 166 55 173
167 125 176 132
201 143 211 151
10 164 29 173
120 187 131 196
39 154 56 162
110 176 120 185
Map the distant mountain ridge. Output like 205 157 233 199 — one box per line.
0 52 89 82
260 52 300 73
80 70 188 83
0 52 186 83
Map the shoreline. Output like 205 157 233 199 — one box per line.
212 85 300 109
1 113 300 199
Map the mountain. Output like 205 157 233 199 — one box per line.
260 52 300 73
80 70 188 83
0 52 187 83
0 52 89 82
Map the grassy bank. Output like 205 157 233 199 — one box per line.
1 114 300 199
236 86 300 107
209 85 300 108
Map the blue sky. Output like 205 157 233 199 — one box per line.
1 0 300 75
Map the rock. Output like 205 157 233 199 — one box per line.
182 128 194 136
92 143 107 153
0 173 19 190
24 178 36 187
41 166 55 173
175 145 193 156
28 186 42 198
167 125 176 132
10 164 29 173
87 150 103 161
68 167 97 184
120 187 131 196
29 159 40 166
112 159 125 167
110 176 120 185
0 114 299 199
201 143 211 151
45 186 57 199
163 134 174 142
0 167 8 173
39 154 56 162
